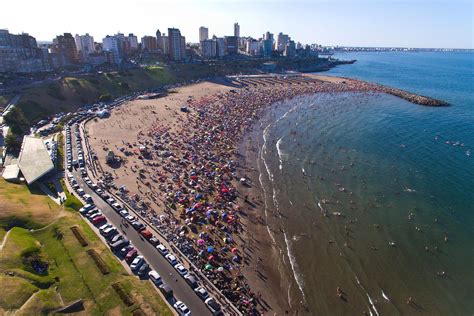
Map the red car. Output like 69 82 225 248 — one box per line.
140 229 153 240
92 215 106 225
125 248 138 262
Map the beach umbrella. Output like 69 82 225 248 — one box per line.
197 239 205 245
207 246 214 253
208 255 214 261
232 255 240 263
217 267 224 272
231 248 238 253
205 264 213 270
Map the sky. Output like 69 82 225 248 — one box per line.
3 0 473 48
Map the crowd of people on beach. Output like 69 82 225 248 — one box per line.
97 76 440 314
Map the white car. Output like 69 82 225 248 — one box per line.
174 263 188 276
112 203 123 211
77 188 85 196
130 255 144 271
99 223 113 231
106 197 116 204
156 244 168 255
165 253 177 265
148 270 162 285
194 287 209 300
119 210 129 218
173 301 191 316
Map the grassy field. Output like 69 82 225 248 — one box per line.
0 178 172 315
16 67 178 124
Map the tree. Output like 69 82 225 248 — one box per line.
5 133 22 154
4 106 30 135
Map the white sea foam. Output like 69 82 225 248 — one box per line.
276 137 285 170
355 276 380 316
382 290 390 301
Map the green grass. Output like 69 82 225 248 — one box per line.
60 179 82 211
0 178 171 315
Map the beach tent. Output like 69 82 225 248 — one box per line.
207 246 214 253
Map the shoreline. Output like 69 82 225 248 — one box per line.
84 74 447 314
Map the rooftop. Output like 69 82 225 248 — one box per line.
18 136 54 184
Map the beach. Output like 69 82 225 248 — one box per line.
84 74 459 315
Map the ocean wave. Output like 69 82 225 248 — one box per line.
355 276 380 316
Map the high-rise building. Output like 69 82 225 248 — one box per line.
199 27 209 42
102 35 122 63
168 28 185 61
126 33 138 53
156 29 163 52
234 22 240 38
51 33 79 64
261 39 273 57
224 36 238 54
276 32 289 52
74 33 95 54
141 36 158 52
161 35 169 55
246 39 260 56
215 37 225 57
0 29 50 72
74 33 95 62
284 40 296 57
200 39 216 58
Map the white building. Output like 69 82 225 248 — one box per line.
246 39 260 56
102 35 121 63
199 26 209 42
74 33 95 53
276 32 289 52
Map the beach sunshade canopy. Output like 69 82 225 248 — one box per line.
207 246 214 253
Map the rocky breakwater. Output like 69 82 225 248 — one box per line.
342 78 450 106
380 85 449 106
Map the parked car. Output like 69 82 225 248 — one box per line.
92 215 106 224
99 223 113 232
131 221 145 231
184 274 198 289
205 297 222 315
130 256 144 271
156 244 168 255
112 203 123 211
148 270 162 285
125 249 138 262
79 204 94 214
165 254 177 265
140 229 153 240
137 263 150 276
110 238 129 251
149 237 159 246
194 287 209 300
173 301 191 316
174 263 188 276
159 283 173 299
119 245 134 257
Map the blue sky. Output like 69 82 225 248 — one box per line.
3 0 473 48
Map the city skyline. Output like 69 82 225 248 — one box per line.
2 0 473 49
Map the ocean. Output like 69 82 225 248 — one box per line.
256 52 474 315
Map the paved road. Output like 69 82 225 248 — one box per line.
68 123 212 316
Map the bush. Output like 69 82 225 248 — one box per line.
4 133 22 153
4 106 30 135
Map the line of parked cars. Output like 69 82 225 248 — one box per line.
65 99 223 316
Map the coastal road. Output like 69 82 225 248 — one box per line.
68 123 212 316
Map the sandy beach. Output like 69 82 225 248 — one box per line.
84 74 445 314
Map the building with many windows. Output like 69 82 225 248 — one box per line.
276 32 289 53
51 33 80 64
141 35 158 52
168 28 185 61
234 22 240 38
224 36 238 54
0 29 50 72
102 35 122 63
199 26 208 42
200 39 216 58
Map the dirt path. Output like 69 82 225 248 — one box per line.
0 229 11 251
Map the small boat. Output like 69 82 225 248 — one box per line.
389 242 396 247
